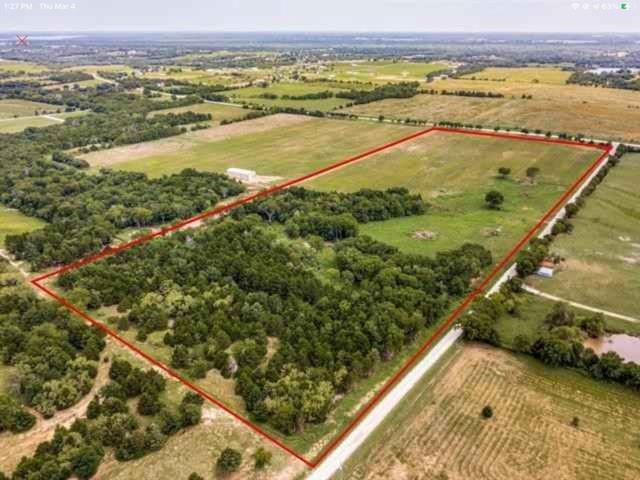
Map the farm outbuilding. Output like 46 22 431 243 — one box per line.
226 167 256 183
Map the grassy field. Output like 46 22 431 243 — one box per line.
529 153 640 319
227 82 351 111
0 207 46 247
306 131 599 260
314 60 449 84
0 60 48 73
0 110 88 133
347 78 640 142
461 66 572 85
0 99 60 118
142 66 270 87
81 115 420 178
339 343 640 480
148 102 254 123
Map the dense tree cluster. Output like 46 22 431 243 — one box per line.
10 357 202 479
47 71 94 84
51 150 90 169
4 168 244 269
234 186 427 240
0 290 106 419
422 88 505 98
57 215 491 434
336 82 421 105
567 70 640 91
0 395 36 434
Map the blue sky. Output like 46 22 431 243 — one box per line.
1 0 637 32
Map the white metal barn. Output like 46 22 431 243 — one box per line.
226 167 257 182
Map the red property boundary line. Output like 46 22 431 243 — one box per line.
29 126 611 469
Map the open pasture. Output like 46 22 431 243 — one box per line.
0 110 88 133
529 153 640 319
340 343 640 480
314 60 449 84
306 131 599 259
0 99 59 118
461 66 572 85
347 78 640 141
0 207 46 246
0 60 48 74
80 115 421 178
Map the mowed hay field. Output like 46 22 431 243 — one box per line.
315 60 449 83
0 207 46 247
529 153 640 318
148 102 254 123
347 72 640 142
460 66 572 85
80 114 421 178
306 131 599 259
341 343 640 480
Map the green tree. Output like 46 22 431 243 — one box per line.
485 190 504 210
216 448 242 474
253 447 272 470
497 167 511 179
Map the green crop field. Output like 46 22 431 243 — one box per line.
148 102 254 123
461 66 572 85
347 78 640 142
0 207 46 247
0 99 60 118
528 153 640 319
340 343 640 480
314 60 449 83
81 115 420 178
306 131 599 260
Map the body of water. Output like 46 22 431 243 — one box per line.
584 334 640 363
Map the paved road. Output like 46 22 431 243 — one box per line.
523 284 639 324
307 327 463 480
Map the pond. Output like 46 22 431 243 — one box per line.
584 334 640 364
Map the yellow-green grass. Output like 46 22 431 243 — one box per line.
529 153 640 319
340 343 640 480
62 64 135 75
314 60 449 84
227 82 352 111
0 207 46 247
0 99 59 118
0 110 88 133
347 78 640 142
306 131 599 260
494 292 640 349
148 102 253 123
142 67 268 87
461 66 572 85
81 116 420 178
0 60 48 73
